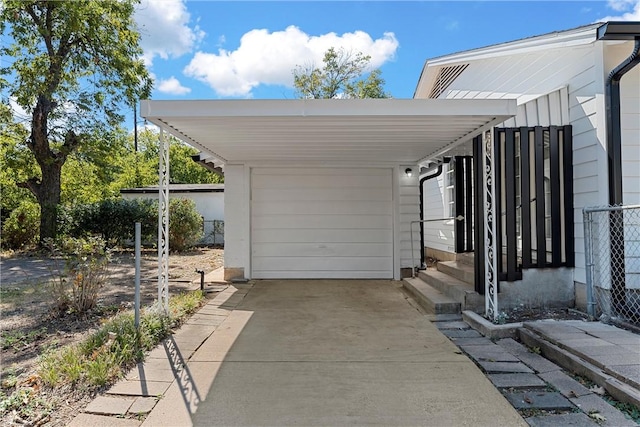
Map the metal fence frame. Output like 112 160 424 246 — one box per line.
583 204 640 326
201 219 224 246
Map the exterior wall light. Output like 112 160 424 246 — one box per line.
405 168 413 177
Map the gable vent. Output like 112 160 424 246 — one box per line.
428 63 469 99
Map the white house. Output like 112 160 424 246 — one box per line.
140 21 639 322
416 22 640 313
121 183 225 244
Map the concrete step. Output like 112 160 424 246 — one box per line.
402 277 461 314
456 252 475 267
418 269 484 313
437 261 475 286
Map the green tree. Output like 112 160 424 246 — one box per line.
0 0 152 243
0 114 37 221
293 47 390 99
169 140 223 185
120 129 223 187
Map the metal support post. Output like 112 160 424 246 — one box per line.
482 129 499 321
158 129 170 313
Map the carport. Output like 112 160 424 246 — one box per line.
140 99 515 311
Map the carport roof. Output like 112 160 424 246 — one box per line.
140 98 516 169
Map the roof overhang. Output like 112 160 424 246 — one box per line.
140 98 516 169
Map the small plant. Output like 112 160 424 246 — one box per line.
494 311 509 325
0 328 47 351
605 397 640 423
0 366 21 389
45 236 111 314
0 387 53 421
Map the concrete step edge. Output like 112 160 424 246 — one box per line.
517 327 640 408
402 277 461 315
417 270 483 312
456 253 475 267
436 261 475 286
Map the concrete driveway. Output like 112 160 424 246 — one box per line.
158 280 527 426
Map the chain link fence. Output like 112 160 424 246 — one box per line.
201 219 224 246
584 205 640 326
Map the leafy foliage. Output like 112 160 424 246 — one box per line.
169 198 204 251
68 199 156 246
293 47 390 99
1 201 40 249
0 121 37 222
0 0 153 242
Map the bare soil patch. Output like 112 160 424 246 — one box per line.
0 247 223 426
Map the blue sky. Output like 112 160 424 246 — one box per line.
137 1 638 100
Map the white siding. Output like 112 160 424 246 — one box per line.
251 167 394 279
399 165 421 270
502 88 570 127
422 164 455 254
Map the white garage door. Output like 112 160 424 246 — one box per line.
251 168 393 279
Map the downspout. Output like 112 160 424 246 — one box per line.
604 36 640 314
605 38 640 206
419 165 443 269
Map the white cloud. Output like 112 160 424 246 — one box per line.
600 0 640 20
157 76 191 95
607 0 637 12
134 0 204 66
183 25 399 97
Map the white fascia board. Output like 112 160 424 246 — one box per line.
140 98 516 119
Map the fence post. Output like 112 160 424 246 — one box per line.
583 210 596 317
134 222 141 329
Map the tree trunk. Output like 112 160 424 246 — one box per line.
23 94 75 245
36 162 63 243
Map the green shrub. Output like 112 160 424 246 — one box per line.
69 198 156 245
1 201 40 249
64 197 203 250
169 198 203 251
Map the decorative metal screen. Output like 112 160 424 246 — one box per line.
584 205 640 326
